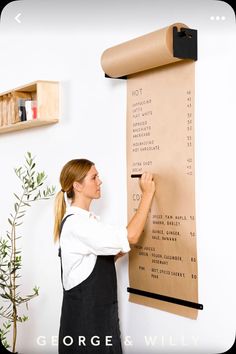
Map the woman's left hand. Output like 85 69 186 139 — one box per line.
115 252 125 262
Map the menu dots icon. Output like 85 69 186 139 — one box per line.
210 16 226 20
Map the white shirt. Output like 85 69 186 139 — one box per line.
60 206 130 290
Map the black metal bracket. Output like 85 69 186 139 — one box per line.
173 26 198 61
127 287 203 310
105 73 127 80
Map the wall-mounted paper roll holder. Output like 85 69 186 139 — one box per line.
104 26 197 79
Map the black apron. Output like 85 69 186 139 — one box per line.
58 215 123 354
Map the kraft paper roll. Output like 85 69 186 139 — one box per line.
101 23 188 78
101 23 199 319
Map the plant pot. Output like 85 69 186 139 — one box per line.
0 338 18 353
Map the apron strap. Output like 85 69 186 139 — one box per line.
58 214 74 289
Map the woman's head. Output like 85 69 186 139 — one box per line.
54 158 99 242
60 158 95 199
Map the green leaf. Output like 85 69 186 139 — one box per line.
7 218 12 226
16 214 25 219
15 222 23 227
33 286 40 296
13 193 21 201
22 201 30 207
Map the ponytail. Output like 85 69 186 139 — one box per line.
53 190 66 242
53 158 94 243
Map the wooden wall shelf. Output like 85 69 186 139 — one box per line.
0 80 59 134
0 119 59 134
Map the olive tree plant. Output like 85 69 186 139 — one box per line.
0 152 55 353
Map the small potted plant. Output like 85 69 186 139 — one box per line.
0 152 55 353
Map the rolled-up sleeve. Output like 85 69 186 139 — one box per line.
63 214 130 255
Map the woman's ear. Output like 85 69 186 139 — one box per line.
73 181 83 192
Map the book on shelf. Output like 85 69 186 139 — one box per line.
6 94 11 125
18 99 27 122
12 91 33 123
1 95 7 126
25 100 37 120
0 97 3 127
18 99 37 122
0 92 38 127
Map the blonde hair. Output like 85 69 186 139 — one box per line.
53 158 94 242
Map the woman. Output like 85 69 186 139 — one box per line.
54 158 156 353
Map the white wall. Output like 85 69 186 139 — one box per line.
0 0 235 353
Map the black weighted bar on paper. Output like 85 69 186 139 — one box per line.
127 287 203 310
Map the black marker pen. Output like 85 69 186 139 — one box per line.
131 174 142 178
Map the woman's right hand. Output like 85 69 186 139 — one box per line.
127 172 156 244
139 172 156 196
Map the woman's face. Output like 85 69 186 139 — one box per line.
79 165 102 200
